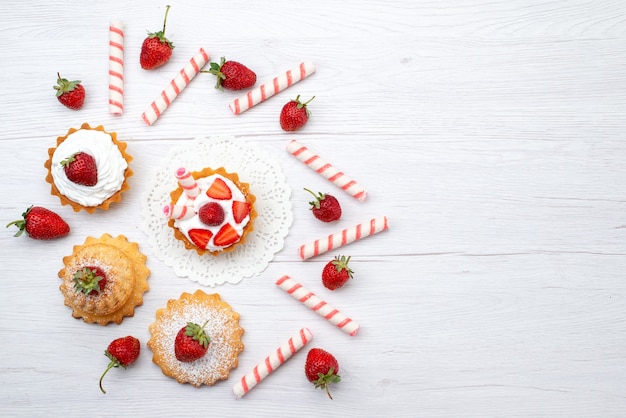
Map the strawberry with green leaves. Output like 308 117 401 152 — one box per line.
61 152 98 186
6 205 70 240
304 188 341 222
175 321 210 362
73 266 107 295
321 255 353 290
54 73 85 110
203 56 256 91
280 95 314 131
305 348 341 399
99 336 141 394
140 5 174 70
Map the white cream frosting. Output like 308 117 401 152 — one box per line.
174 174 250 252
51 129 128 207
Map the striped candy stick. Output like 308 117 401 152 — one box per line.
163 204 194 220
298 216 389 260
229 61 315 115
287 139 368 202
108 20 124 114
232 328 313 398
275 276 360 336
175 167 200 200
141 48 209 125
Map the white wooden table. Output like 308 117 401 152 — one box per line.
1 1 625 416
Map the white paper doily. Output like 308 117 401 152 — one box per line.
140 135 292 286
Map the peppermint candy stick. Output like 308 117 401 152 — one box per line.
163 204 194 220
141 48 209 125
108 20 124 114
229 61 315 115
275 276 359 336
232 327 313 398
174 167 200 200
298 216 389 260
287 139 368 202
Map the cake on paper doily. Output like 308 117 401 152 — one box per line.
140 135 292 286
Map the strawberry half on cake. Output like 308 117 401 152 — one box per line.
164 167 256 256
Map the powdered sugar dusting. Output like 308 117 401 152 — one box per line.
149 292 244 386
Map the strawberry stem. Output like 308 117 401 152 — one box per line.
162 5 171 35
99 360 116 394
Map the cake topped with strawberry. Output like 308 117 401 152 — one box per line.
164 167 256 255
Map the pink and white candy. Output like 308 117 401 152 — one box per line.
287 139 368 202
108 20 124 115
275 276 359 336
232 327 313 398
175 167 200 200
141 48 209 125
229 61 315 115
298 216 389 260
163 204 194 220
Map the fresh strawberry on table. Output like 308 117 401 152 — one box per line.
304 188 341 222
175 321 210 362
73 266 106 295
6 205 70 240
54 73 85 110
61 152 97 186
322 255 353 290
99 336 141 394
140 5 174 70
202 56 256 90
304 348 341 399
280 95 314 131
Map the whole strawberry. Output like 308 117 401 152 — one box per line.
198 202 225 226
99 336 141 394
6 206 70 240
73 266 107 295
174 321 210 362
203 57 256 91
304 188 341 222
280 95 314 131
54 73 85 110
304 348 341 399
140 5 174 70
322 255 353 290
61 152 98 186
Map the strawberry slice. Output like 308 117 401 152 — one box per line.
232 201 250 224
206 178 232 200
188 229 213 249
213 223 240 247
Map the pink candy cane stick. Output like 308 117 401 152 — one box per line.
275 276 360 336
141 48 209 125
287 139 368 202
232 327 313 398
229 61 315 115
108 20 124 114
163 204 195 220
298 216 389 260
175 167 200 200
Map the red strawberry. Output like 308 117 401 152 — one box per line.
61 152 98 186
304 348 341 399
213 223 240 247
321 255 353 290
304 188 341 222
232 201 250 224
54 72 85 110
6 205 70 240
198 202 225 226
99 336 141 394
188 228 213 249
206 178 232 200
140 5 174 70
73 266 107 295
280 95 314 131
203 57 256 91
174 321 210 362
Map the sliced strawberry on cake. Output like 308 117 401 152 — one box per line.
188 229 213 250
213 224 240 247
206 178 232 200
232 201 250 224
